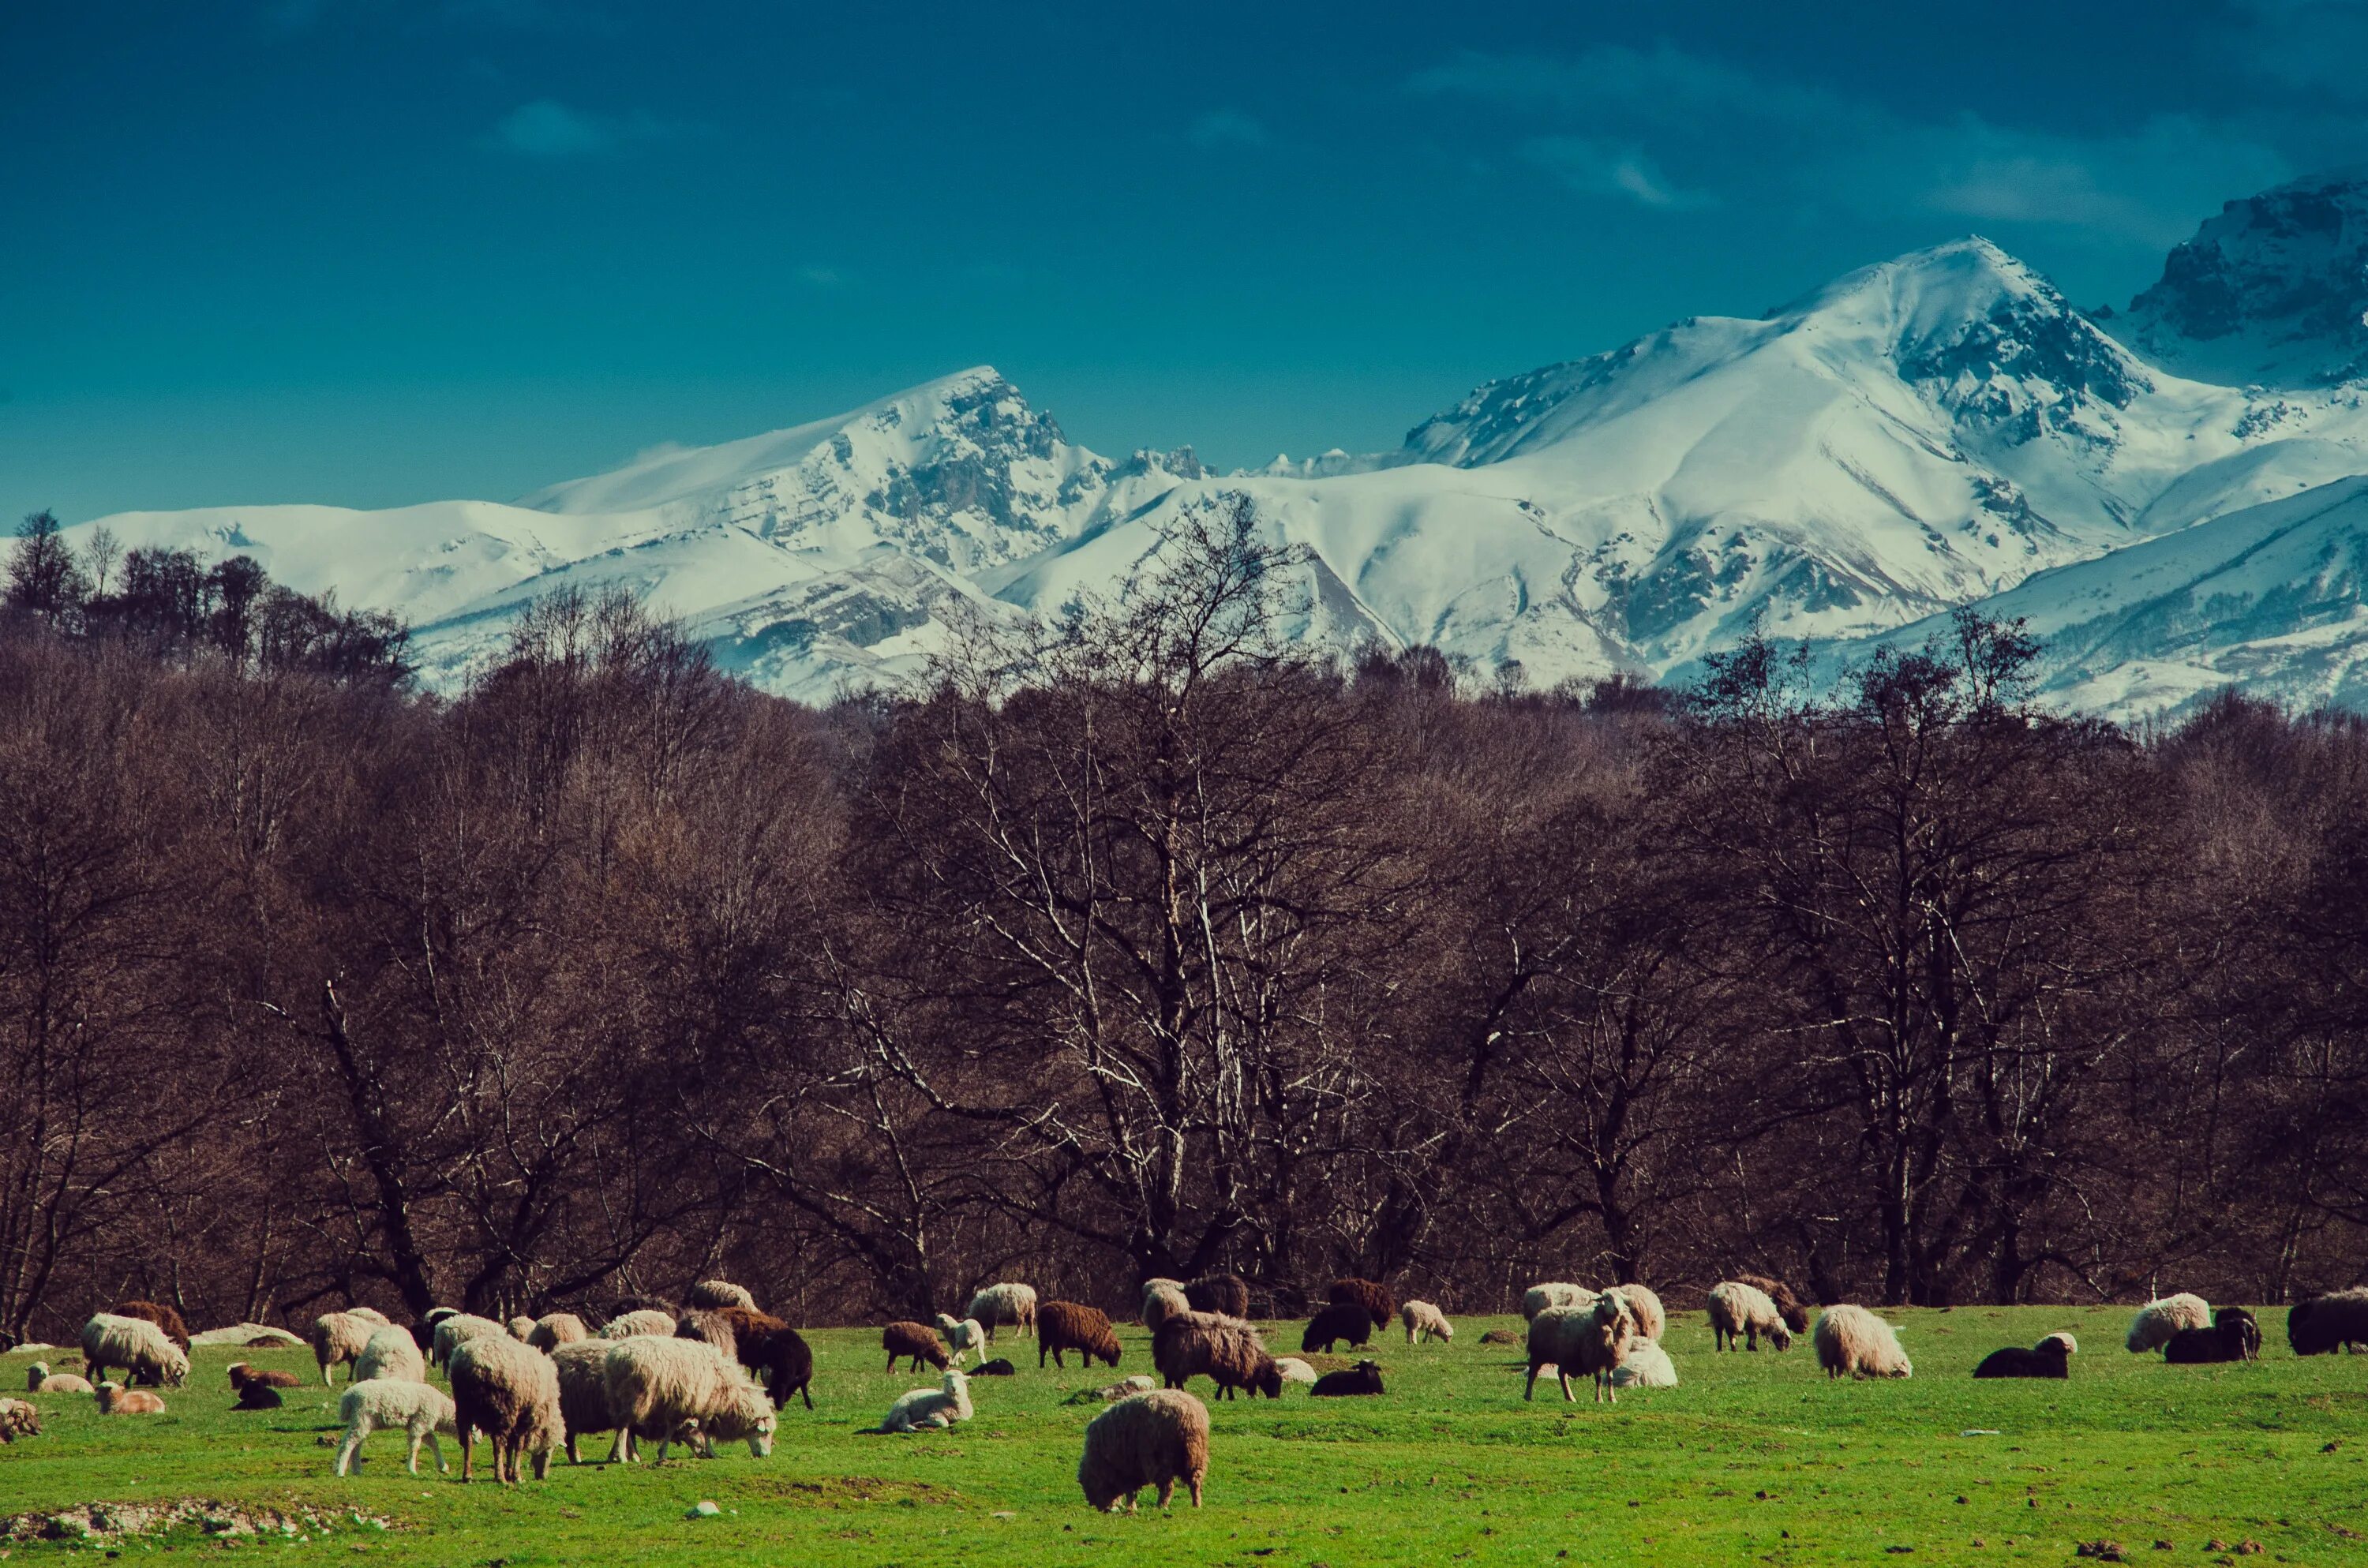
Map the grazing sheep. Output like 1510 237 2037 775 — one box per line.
1310 1359 1385 1397
1185 1274 1251 1319
1973 1332 2076 1379
309 1311 382 1384
1707 1281 1795 1353
676 1308 740 1363
1328 1278 1396 1332
965 1283 1038 1343
1141 1280 1191 1333
1815 1305 1912 1379
601 1308 677 1340
933 1313 989 1366
432 1313 511 1371
2287 1288 2368 1356
0 1398 39 1440
1272 1357 1318 1384
227 1362 301 1393
600 1335 775 1463
111 1300 191 1350
1613 1285 1666 1343
686 1279 756 1312
867 1368 972 1433
1522 1282 1594 1321
36 1372 96 1394
234 1382 282 1410
1154 1311 1280 1399
333 1378 455 1475
423 1307 461 1327
551 1340 628 1463
96 1383 167 1413
1401 1300 1453 1345
346 1307 392 1327
1611 1340 1679 1388
2167 1309 2261 1364
354 1325 427 1386
1302 1302 1374 1354
527 1312 589 1352
704 1307 815 1412
82 1314 190 1388
1078 1389 1208 1513
883 1320 951 1372
1524 1294 1637 1403
1040 1301 1125 1370
1733 1273 1813 1335
449 1334 564 1484
2126 1293 2211 1353
507 1315 537 1341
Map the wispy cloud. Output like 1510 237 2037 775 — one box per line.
794 264 846 289
484 99 703 158
1187 108 1268 150
1525 137 1709 210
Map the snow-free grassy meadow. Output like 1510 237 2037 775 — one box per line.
2 1306 2362 1566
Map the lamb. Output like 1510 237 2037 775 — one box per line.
551 1340 628 1463
1400 1300 1453 1345
82 1313 190 1388
2287 1288 2368 1356
1154 1311 1280 1399
234 1381 283 1410
1039 1300 1124 1369
96 1383 167 1413
0 1398 40 1439
34 1370 95 1394
227 1362 302 1393
432 1313 511 1371
1707 1281 1795 1352
704 1307 815 1411
1141 1279 1191 1333
867 1368 972 1433
675 1308 740 1363
1522 1282 1594 1321
332 1378 455 1476
1973 1332 2076 1379
1328 1278 1396 1332
1524 1293 1636 1403
601 1308 677 1340
685 1279 757 1311
1613 1284 1666 1343
448 1333 564 1483
965 1282 1038 1342
1185 1274 1251 1319
2126 1293 2211 1353
526 1312 589 1352
1733 1273 1813 1335
1271 1357 1318 1384
354 1325 428 1385
2166 1309 2261 1364
1611 1340 1679 1388
1077 1389 1208 1513
111 1300 192 1350
1302 1301 1374 1353
883 1319 951 1372
309 1310 383 1384
1814 1304 1912 1379
601 1335 776 1463
1310 1359 1385 1396
933 1313 989 1366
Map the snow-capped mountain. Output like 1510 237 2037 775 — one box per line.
70 174 2368 717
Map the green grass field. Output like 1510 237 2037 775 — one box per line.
2 1306 2361 1565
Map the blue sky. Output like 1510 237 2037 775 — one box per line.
6 0 2365 523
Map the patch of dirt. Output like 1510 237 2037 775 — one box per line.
727 1476 954 1507
2 1500 395 1544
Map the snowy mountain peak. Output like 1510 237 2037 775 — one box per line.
2118 170 2368 388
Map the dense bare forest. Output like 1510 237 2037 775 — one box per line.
2 499 2364 1343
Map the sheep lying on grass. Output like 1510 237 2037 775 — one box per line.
449 1334 563 1484
1272 1357 1318 1384
1973 1332 2076 1379
1815 1305 1911 1379
1310 1359 1385 1396
1401 1300 1452 1345
2167 1309 2261 1364
0 1398 40 1439
1078 1389 1208 1513
867 1369 972 1433
1611 1340 1678 1388
333 1379 455 1475
2126 1293 2210 1353
227 1363 301 1393
96 1383 167 1413
83 1314 189 1388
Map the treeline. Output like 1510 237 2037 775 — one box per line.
2 499 2363 1342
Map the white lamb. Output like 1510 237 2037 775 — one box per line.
354 1325 427 1385
333 1379 456 1476
932 1314 990 1366
868 1368 973 1432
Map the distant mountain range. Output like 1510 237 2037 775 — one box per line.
78 170 2368 720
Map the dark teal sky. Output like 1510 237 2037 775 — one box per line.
6 1 2362 522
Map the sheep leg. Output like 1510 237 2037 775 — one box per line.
334 1418 368 1476
1558 1368 1575 1402
1156 1479 1176 1511
460 1426 477 1483
422 1426 448 1474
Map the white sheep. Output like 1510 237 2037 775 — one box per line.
1271 1357 1318 1384
354 1325 427 1385
81 1313 189 1387
1815 1304 1912 1379
309 1311 380 1384
550 1339 628 1463
932 1314 989 1366
601 1308 677 1340
344 1307 391 1327
1400 1300 1453 1345
965 1283 1037 1343
1613 1284 1666 1342
333 1378 455 1476
867 1368 973 1433
526 1312 589 1352
1522 1282 1594 1321
686 1279 756 1311
603 1334 777 1463
1141 1279 1191 1332
1524 1293 1637 1404
28 1363 94 1394
507 1315 538 1341
2126 1293 2211 1353
1611 1339 1679 1388
448 1334 564 1484
432 1312 510 1371
1707 1281 1795 1352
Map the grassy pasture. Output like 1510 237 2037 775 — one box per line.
2 1305 2362 1566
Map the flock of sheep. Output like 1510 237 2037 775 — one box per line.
5 1275 2365 1516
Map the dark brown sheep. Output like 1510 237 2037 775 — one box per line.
1310 1359 1384 1396
1328 1278 1395 1332
227 1363 301 1391
113 1300 192 1351
234 1381 284 1410
883 1319 951 1372
1038 1301 1123 1369
674 1308 740 1363
1302 1302 1373 1353
1185 1274 1251 1319
1734 1273 1812 1335
1154 1312 1280 1398
705 1305 815 1410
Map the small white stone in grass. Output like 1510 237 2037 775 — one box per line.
687 1501 723 1519
991 1512 1017 1520
1960 1429 2002 1437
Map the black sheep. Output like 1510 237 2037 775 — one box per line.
1310 1359 1384 1397
2167 1308 2261 1364
1972 1334 2074 1379
233 1381 283 1410
1302 1302 1373 1354
2287 1289 2368 1356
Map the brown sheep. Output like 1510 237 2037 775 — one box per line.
112 1300 192 1351
883 1320 951 1372
1735 1272 1812 1335
1185 1274 1251 1318
96 1383 167 1414
449 1334 563 1484
1154 1312 1280 1399
1078 1390 1208 1513
703 1306 815 1412
1038 1301 1123 1369
1302 1301 1373 1353
1328 1278 1396 1332
227 1363 301 1391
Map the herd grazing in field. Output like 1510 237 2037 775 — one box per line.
2 1270 2358 1514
